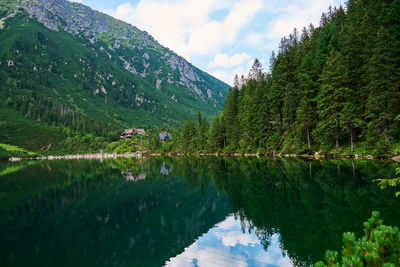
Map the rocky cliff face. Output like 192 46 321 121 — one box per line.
11 0 227 103
0 0 228 126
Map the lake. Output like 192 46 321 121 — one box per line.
0 157 399 266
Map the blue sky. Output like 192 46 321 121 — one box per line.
165 214 293 266
71 0 344 85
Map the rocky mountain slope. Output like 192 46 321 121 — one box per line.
0 0 229 127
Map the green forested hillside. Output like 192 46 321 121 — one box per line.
0 11 227 127
174 0 400 156
0 0 229 156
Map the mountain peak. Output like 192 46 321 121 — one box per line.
0 0 229 126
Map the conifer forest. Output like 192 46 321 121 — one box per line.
175 0 400 156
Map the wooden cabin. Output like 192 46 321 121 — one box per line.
120 128 146 139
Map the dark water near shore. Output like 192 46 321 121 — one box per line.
0 157 399 266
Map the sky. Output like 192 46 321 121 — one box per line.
71 0 345 86
165 214 293 266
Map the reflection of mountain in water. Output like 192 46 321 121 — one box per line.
0 158 231 267
153 157 400 266
0 157 399 266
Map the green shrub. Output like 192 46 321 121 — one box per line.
316 211 400 266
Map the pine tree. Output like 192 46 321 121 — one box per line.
196 111 209 151
281 31 301 137
364 27 400 145
248 58 264 81
316 212 400 266
208 114 221 151
237 83 256 149
253 79 271 149
316 50 347 148
181 118 196 152
174 0 399 154
223 88 239 149
296 27 319 148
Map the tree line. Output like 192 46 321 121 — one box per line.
176 0 400 155
3 89 119 138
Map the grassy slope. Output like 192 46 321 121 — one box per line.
0 13 162 127
0 11 228 157
0 107 109 158
0 12 228 127
0 107 63 153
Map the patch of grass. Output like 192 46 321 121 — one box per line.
0 161 35 176
0 106 110 157
0 143 34 155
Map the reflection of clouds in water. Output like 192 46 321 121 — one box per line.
165 243 248 267
254 251 292 267
215 230 259 247
277 256 292 267
215 215 237 230
253 235 293 267
165 214 293 267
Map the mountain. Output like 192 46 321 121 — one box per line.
0 0 229 129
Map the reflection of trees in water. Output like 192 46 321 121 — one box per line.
206 157 400 266
163 156 399 266
0 158 230 267
160 163 172 175
121 171 146 181
233 209 276 251
1 157 399 266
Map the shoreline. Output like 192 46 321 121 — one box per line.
7 151 400 162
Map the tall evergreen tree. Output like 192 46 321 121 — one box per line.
208 114 222 151
296 27 319 147
365 27 400 145
174 0 399 155
223 88 239 149
181 118 196 152
316 50 347 148
197 111 209 151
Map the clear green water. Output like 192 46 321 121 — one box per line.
0 157 399 266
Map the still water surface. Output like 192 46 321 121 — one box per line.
0 157 399 266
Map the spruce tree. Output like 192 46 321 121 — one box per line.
181 118 196 152
223 88 239 149
296 27 319 147
197 111 209 151
364 26 400 145
208 114 221 151
316 50 347 148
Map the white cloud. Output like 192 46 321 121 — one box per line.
108 0 263 60
215 230 259 247
216 215 237 230
277 256 293 267
209 53 251 68
165 243 248 267
210 56 261 85
247 59 255 70
266 0 341 41
243 32 264 48
211 70 234 86
99 0 344 85
254 251 276 265
211 66 248 86
166 215 295 267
